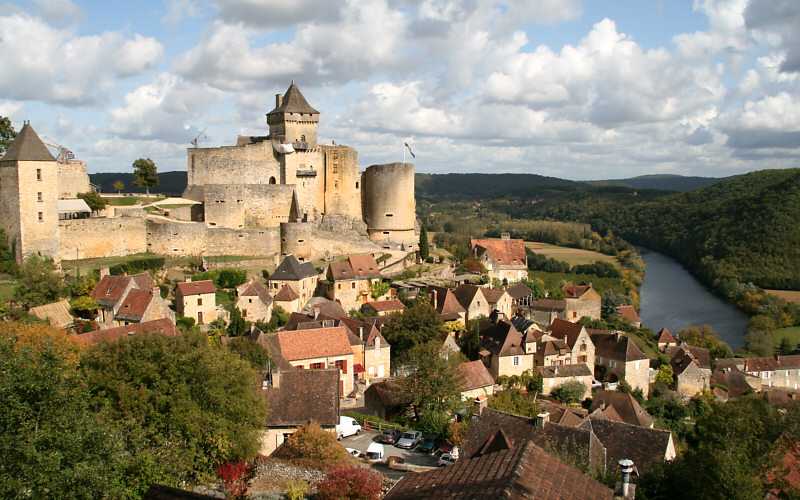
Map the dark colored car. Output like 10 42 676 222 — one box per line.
417 434 440 454
377 428 402 445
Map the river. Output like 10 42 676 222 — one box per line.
637 248 749 349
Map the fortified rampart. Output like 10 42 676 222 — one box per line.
146 219 281 257
187 141 281 186
56 161 91 199
59 217 147 259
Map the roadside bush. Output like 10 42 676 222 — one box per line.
316 465 382 500
216 461 256 500
551 381 587 404
418 410 450 436
274 423 351 468
109 256 164 275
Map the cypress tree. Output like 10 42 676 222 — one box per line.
419 222 430 261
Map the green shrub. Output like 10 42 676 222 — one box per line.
285 479 308 500
109 256 165 275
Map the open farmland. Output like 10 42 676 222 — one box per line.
765 289 800 305
525 241 619 267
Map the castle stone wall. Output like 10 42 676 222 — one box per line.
0 164 22 260
244 184 295 227
363 163 416 250
56 161 91 199
147 220 206 255
322 145 361 218
187 141 281 187
17 161 60 261
281 222 314 262
285 149 324 221
205 227 280 256
59 216 146 259
203 185 246 228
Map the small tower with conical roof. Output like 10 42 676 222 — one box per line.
266 81 320 149
0 122 61 263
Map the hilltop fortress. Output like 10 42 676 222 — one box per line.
0 82 416 263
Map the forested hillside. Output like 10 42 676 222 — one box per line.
415 173 589 201
517 168 800 291
586 174 723 192
90 171 187 196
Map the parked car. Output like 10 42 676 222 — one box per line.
437 451 457 467
377 428 403 445
365 442 385 461
417 434 440 454
336 416 362 440
395 430 423 449
345 447 362 458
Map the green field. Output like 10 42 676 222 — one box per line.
0 282 15 301
103 196 165 206
774 326 800 349
525 241 620 267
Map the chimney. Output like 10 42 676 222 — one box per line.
152 287 160 297
313 307 320 320
432 289 438 307
501 232 510 240
275 93 282 108
99 266 110 280
271 370 280 389
185 276 192 283
359 326 365 341
535 411 550 429
614 459 637 499
473 395 488 416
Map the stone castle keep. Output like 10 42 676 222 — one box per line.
0 82 416 263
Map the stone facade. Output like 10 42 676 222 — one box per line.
176 281 217 324
56 161 91 199
563 285 602 322
60 217 147 259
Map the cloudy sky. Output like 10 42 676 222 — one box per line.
1 0 799 180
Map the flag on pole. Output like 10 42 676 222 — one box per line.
404 142 416 158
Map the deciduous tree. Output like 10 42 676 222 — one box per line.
0 116 16 154
398 341 465 417
77 191 108 212
132 157 159 195
383 302 444 356
14 254 63 307
113 180 124 193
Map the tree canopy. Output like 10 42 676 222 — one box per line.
0 116 16 154
14 254 63 307
132 157 159 195
77 191 109 212
382 302 444 356
398 341 465 417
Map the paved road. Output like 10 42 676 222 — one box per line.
340 429 439 480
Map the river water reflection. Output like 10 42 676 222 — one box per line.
637 248 749 349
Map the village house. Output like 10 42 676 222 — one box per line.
454 284 491 323
712 363 762 399
589 389 655 428
74 318 180 347
481 288 513 320
562 283 602 322
265 326 355 396
364 379 410 420
429 285 467 325
535 337 572 368
590 331 650 397
235 279 273 322
528 297 568 326
29 299 73 329
267 254 319 309
538 364 594 395
616 305 642 329
260 367 340 455
547 318 595 368
361 298 404 316
478 319 536 378
273 284 301 313
323 254 384 311
90 271 154 325
175 280 217 325
469 233 528 283
458 360 495 400
717 355 800 391
655 327 678 351
507 282 535 308
115 287 175 327
666 344 712 396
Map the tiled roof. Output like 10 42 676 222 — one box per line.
430 286 467 317
74 318 180 346
366 379 409 407
265 368 339 427
364 299 404 312
537 363 593 378
506 283 534 300
453 284 485 309
29 299 73 328
470 238 527 268
348 255 380 277
458 360 494 391
90 275 133 305
302 297 346 319
274 284 299 302
539 398 588 428
276 326 352 361
510 315 535 334
267 81 319 115
530 298 566 311
479 320 525 357
583 417 673 472
481 288 506 305
656 327 676 344
667 344 711 373
741 354 800 372
589 390 655 428
541 339 570 357
712 368 758 398
590 332 649 362
0 122 55 162
548 318 586 349
237 280 273 305
563 284 592 298
269 254 317 281
616 305 642 324
115 289 154 321
384 441 613 500
177 280 216 296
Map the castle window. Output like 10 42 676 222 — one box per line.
37 192 42 202
269 176 276 184
383 231 389 235
334 181 338 188
36 169 42 181
333 151 338 159
332 164 338 174
301 135 305 142
37 212 43 222
385 213 393 217
355 182 359 189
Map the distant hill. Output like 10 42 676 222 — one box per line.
415 173 590 201
90 171 187 196
586 174 725 192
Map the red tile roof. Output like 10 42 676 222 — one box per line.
364 299 405 312
563 284 593 298
458 360 494 391
616 305 642 324
74 318 180 346
589 389 655 427
276 326 353 361
90 275 131 304
348 255 380 277
115 289 154 321
590 332 649 362
265 368 339 427
274 284 299 302
237 280 273 305
656 327 676 344
177 280 216 296
470 238 527 268
430 286 467 319
481 288 507 305
547 318 586 349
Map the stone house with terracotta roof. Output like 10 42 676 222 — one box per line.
469 234 528 283
273 284 301 313
458 360 495 400
591 331 650 396
535 338 572 368
175 280 217 324
712 363 761 399
481 288 513 319
454 284 491 323
656 327 678 351
538 364 594 395
717 354 800 391
616 305 642 328
269 326 355 396
236 279 273 322
267 254 319 310
429 285 467 325
478 319 536 378
361 298 404 316
323 254 384 311
529 297 567 326
562 283 602 322
115 287 175 327
260 367 340 455
666 344 712 396
589 389 655 428
90 272 154 326
547 318 595 369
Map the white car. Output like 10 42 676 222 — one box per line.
437 452 457 466
345 447 362 458
335 416 362 440
365 442 385 461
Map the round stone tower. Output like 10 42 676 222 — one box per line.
363 162 416 251
280 221 314 262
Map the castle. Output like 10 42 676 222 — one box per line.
0 82 417 264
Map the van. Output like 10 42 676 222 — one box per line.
365 442 385 461
335 416 362 440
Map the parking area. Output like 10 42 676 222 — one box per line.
339 429 439 479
